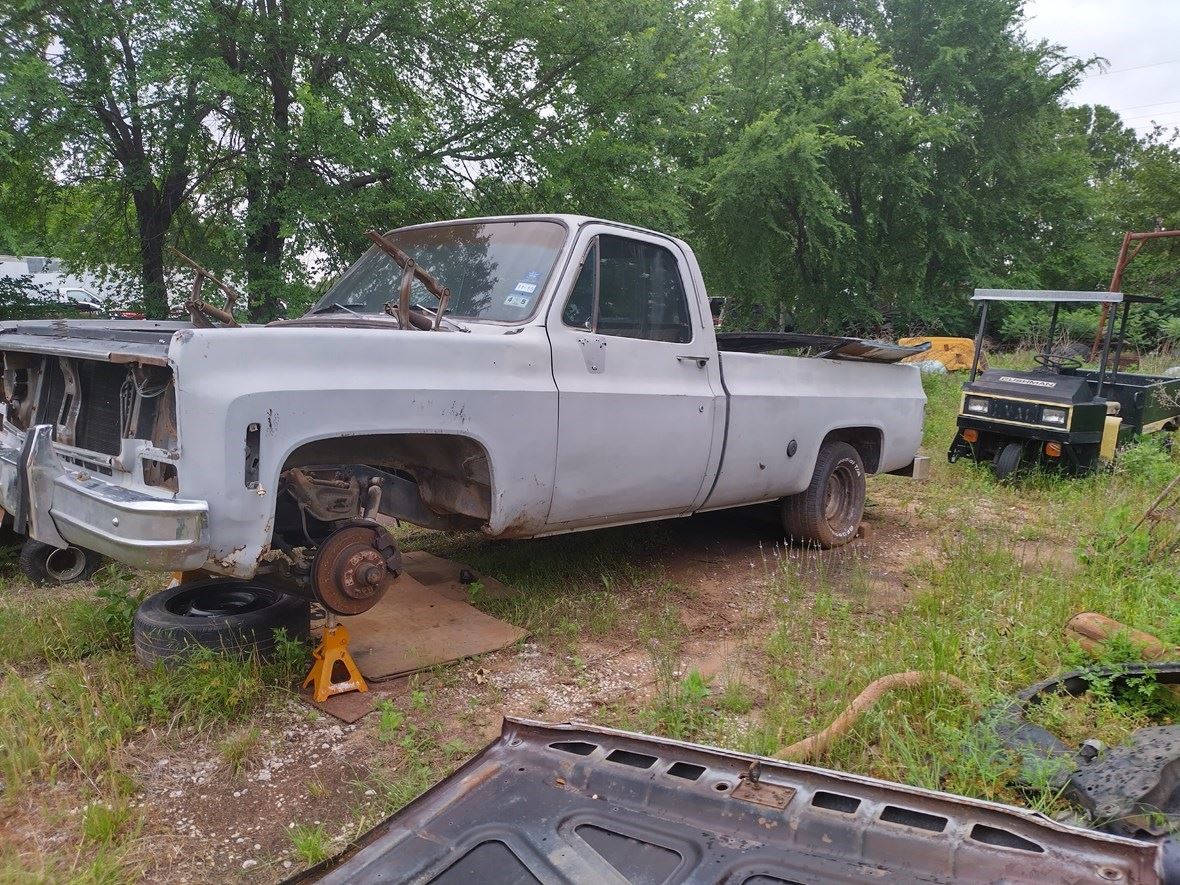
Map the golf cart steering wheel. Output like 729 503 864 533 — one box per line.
1033 352 1083 372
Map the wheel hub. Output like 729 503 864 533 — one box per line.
311 522 402 615
45 546 86 582
824 466 852 523
175 585 273 618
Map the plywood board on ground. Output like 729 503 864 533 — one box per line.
320 551 526 681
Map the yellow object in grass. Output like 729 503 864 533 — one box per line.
899 336 984 372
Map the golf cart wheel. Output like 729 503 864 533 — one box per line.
133 579 310 667
19 540 104 585
782 441 866 548
992 442 1025 481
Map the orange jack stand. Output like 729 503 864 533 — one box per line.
303 615 368 703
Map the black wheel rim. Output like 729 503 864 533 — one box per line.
44 546 87 582
167 583 277 618
824 462 857 531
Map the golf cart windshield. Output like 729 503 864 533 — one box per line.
309 220 568 324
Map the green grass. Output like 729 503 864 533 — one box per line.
0 567 142 669
288 823 333 865
81 800 138 845
220 725 262 776
613 360 1180 812
0 348 1175 879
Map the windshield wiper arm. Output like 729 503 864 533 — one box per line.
310 301 361 316
365 229 452 330
408 301 469 332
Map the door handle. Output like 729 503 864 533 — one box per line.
677 355 711 368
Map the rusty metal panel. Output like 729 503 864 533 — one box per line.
0 319 184 366
294 718 1164 884
715 332 931 363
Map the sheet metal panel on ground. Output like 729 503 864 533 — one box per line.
291 719 1165 884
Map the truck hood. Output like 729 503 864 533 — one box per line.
0 319 192 367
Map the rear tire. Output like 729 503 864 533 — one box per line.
992 442 1024 481
782 441 866 548
133 579 310 667
19 540 104 585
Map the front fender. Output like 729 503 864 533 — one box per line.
167 325 559 576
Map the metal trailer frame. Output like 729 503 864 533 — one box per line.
1089 228 1180 361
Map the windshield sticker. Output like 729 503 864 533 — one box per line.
513 281 537 294
522 271 541 283
504 294 531 308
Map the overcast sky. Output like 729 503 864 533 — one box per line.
1022 0 1180 136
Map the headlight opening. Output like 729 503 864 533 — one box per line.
965 396 991 415
1041 406 1068 427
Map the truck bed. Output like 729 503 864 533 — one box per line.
701 351 926 510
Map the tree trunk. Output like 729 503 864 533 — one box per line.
245 221 286 323
133 189 172 320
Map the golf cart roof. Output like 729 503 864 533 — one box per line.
972 289 1123 304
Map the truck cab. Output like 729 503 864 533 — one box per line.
0 215 927 606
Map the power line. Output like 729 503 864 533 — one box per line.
1110 97 1180 114
1121 107 1180 123
1083 57 1180 78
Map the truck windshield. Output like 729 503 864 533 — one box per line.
309 220 567 323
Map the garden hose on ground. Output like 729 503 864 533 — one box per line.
774 670 973 763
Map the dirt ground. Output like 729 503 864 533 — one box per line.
90 484 947 883
6 368 1174 883
0 458 1116 883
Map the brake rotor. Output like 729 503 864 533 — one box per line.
311 522 403 616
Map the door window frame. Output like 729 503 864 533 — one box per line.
556 229 698 344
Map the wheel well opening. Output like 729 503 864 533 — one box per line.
822 427 883 473
274 434 492 539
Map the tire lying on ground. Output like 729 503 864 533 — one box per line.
19 539 105 585
133 579 311 667
781 441 866 548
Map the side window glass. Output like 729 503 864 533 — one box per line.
561 241 597 329
597 235 692 343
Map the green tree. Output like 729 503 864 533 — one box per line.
1099 128 1180 338
694 10 927 332
698 3 1168 341
201 0 710 321
1 1 236 317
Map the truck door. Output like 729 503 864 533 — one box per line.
544 227 724 527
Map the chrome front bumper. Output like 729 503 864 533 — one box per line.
0 425 209 571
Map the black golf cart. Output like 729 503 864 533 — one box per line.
948 288 1180 479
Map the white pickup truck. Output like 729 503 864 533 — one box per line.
0 215 927 615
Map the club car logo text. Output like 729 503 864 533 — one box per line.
998 376 1057 388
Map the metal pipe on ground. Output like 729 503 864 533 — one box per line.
774 671 973 763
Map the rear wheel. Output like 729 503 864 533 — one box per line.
133 579 310 667
992 442 1024 481
19 540 104 585
782 442 866 548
